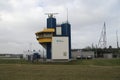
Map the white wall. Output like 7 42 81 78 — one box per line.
56 27 62 35
52 37 69 59
103 53 113 59
71 50 94 59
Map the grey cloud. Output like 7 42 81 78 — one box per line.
0 0 13 12
0 0 120 53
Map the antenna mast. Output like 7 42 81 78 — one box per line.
67 8 68 23
98 22 107 48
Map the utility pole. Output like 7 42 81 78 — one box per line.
95 44 98 58
116 30 119 48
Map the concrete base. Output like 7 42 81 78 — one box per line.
39 59 72 62
52 59 70 62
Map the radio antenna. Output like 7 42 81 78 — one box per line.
66 8 69 23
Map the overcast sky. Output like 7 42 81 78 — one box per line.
0 0 120 54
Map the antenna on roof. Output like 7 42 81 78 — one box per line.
45 13 58 18
66 8 69 23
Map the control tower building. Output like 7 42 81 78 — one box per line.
35 13 71 61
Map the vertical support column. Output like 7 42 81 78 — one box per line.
47 17 56 28
61 23 71 59
46 43 51 59
46 15 56 60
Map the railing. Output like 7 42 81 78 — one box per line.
36 33 53 39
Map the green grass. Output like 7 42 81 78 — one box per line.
0 59 120 80
74 59 120 66
0 59 31 64
0 58 120 66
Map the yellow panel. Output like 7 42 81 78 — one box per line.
37 38 52 43
43 28 55 32
35 28 55 34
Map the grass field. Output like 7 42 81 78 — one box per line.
0 59 120 80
